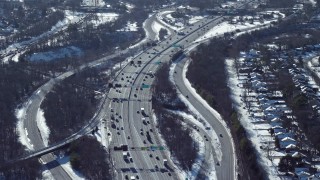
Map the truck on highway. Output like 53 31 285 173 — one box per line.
123 152 130 162
141 107 148 117
163 159 168 166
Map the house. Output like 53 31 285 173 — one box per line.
292 152 307 158
280 137 297 149
273 127 286 134
295 168 310 180
257 87 268 93
270 118 283 127
285 144 297 150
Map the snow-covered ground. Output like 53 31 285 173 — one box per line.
1 10 86 63
156 10 184 31
151 113 188 180
151 20 170 41
169 63 223 163
28 46 83 62
195 20 274 43
36 109 50 147
194 11 285 43
91 13 118 26
82 0 105 7
56 155 85 180
15 101 34 151
128 14 154 49
225 58 281 180
1 10 118 63
93 119 111 148
172 111 218 180
118 21 138 32
188 16 205 24
308 56 320 78
173 13 286 179
42 169 54 180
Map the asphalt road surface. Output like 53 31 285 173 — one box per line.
173 57 235 180
20 13 160 179
106 15 233 180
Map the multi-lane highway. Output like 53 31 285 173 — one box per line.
16 8 239 180
18 13 161 179
105 14 235 179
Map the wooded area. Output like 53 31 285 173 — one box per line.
67 136 112 179
152 63 197 171
41 67 109 143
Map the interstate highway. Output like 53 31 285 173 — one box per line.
106 15 233 180
19 13 160 179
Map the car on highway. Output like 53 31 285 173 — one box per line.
155 165 159 171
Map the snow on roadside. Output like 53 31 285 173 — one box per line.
151 21 169 41
188 16 205 24
168 58 221 179
15 101 34 151
151 113 191 180
93 119 111 148
180 60 231 140
187 126 207 179
12 51 25 62
129 14 153 49
36 109 50 147
156 10 184 31
56 155 85 180
171 110 222 162
171 110 218 180
42 169 54 180
225 59 280 180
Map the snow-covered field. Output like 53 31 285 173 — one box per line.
92 13 118 26
195 20 273 43
1 10 118 63
28 46 83 62
156 10 184 31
